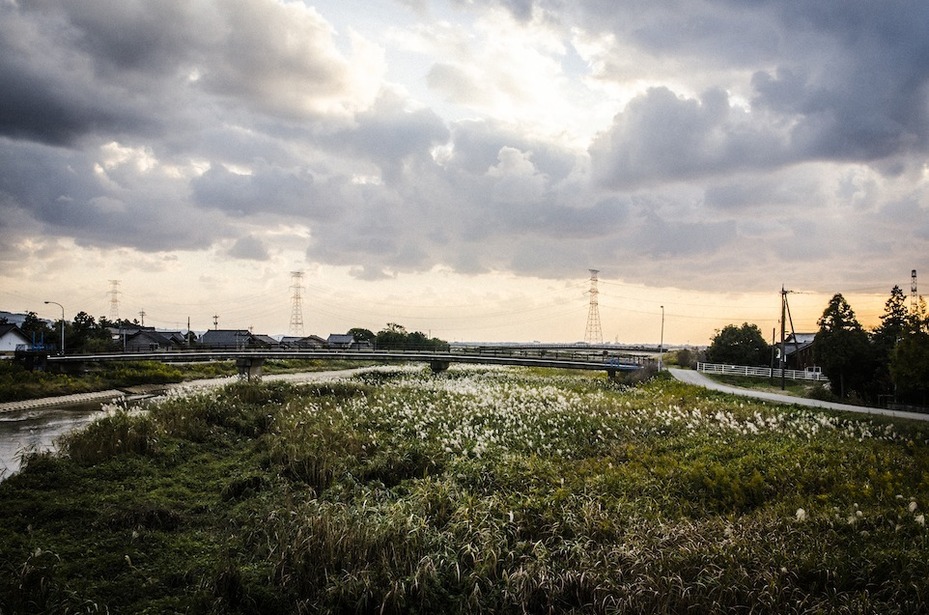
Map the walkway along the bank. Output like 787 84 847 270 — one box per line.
667 367 929 423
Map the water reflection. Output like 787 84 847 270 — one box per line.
0 403 105 479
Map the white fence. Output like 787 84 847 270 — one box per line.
696 362 829 382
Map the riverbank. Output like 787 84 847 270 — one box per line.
3 366 929 613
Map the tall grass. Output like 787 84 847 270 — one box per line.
2 365 929 613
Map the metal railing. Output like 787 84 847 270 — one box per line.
696 362 829 382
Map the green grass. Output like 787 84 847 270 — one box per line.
2 366 929 613
703 371 835 399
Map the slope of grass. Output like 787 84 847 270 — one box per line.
2 366 929 613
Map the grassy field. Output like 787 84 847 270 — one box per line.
2 366 929 613
701 372 835 399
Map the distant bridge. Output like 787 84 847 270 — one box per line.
41 348 647 381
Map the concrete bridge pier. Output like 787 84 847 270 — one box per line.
236 357 265 382
430 360 450 374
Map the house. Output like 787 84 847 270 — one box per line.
326 333 374 350
281 335 327 349
782 332 817 370
0 324 30 354
124 330 182 352
199 329 255 349
250 334 281 349
326 333 356 349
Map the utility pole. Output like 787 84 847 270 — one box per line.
212 314 219 330
138 309 146 327
659 305 665 371
913 269 918 314
780 286 787 390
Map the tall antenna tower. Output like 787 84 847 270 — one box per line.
584 269 603 345
108 279 121 321
289 271 305 336
912 269 918 313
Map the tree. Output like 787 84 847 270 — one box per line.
374 323 449 351
347 328 376 344
19 311 53 346
890 329 929 406
872 286 909 357
705 323 770 367
814 294 876 399
871 286 910 396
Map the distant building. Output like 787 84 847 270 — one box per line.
0 324 30 354
124 330 185 352
199 329 255 349
281 335 327 349
326 333 373 350
326 333 356 349
782 332 817 370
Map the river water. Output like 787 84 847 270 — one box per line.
0 402 109 479
0 366 417 481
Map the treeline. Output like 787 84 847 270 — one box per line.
348 323 450 351
12 311 135 353
7 311 450 354
705 286 929 407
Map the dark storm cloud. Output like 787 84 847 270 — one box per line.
0 3 162 145
0 139 227 251
576 0 929 178
191 165 339 220
322 94 450 183
590 87 787 189
2 0 926 295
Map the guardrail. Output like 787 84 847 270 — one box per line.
36 348 645 377
697 362 829 382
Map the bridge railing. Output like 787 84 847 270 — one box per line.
697 362 829 382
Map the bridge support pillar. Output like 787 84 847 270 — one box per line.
236 357 265 382
429 360 450 374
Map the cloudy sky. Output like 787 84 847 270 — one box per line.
2 0 927 344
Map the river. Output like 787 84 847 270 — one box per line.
0 366 407 481
0 401 109 478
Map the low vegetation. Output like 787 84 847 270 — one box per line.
702 372 835 399
2 366 929 613
0 360 232 402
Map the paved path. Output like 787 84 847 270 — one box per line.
667 368 929 423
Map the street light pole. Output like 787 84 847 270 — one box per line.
44 300 65 355
659 305 665 371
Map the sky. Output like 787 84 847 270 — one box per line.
1 0 927 345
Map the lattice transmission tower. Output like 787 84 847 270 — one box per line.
108 279 121 321
289 271 305 336
584 269 603 345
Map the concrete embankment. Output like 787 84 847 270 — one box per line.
0 390 126 414
0 367 394 415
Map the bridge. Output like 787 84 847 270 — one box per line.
39 347 647 381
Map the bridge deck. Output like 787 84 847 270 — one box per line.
43 349 643 374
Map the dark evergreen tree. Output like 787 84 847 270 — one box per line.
814 294 877 400
871 286 911 396
890 329 929 406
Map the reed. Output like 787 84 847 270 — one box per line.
2 366 929 613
